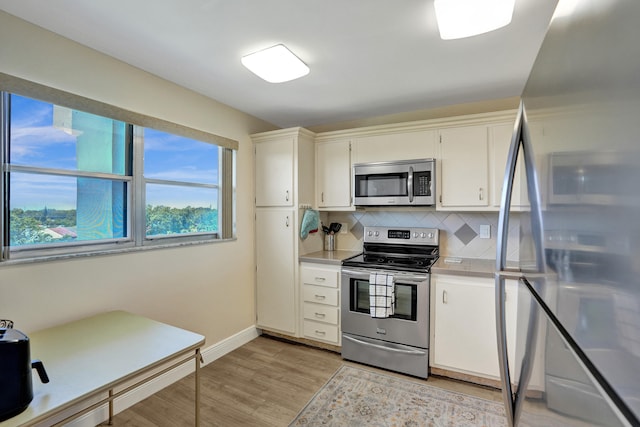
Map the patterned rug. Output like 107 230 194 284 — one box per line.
289 365 507 427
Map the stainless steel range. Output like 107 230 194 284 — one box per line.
341 226 439 378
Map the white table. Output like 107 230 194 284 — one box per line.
1 311 205 427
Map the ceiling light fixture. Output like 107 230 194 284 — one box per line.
241 44 309 83
434 0 516 40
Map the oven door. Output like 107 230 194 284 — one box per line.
340 267 430 349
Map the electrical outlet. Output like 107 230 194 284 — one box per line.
340 223 348 234
479 224 491 239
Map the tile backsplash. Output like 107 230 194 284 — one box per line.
322 209 520 261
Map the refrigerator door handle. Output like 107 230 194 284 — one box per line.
496 101 549 427
495 101 524 427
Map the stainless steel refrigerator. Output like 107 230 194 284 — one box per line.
495 0 640 426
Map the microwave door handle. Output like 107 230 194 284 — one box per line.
408 166 414 203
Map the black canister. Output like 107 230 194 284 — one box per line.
0 327 49 421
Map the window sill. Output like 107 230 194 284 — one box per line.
0 236 237 267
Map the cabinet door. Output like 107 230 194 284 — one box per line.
255 138 294 207
352 129 436 164
433 276 517 379
256 209 296 334
439 125 489 208
489 123 528 208
433 277 497 376
316 139 352 209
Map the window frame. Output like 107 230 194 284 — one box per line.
135 126 224 246
0 75 238 263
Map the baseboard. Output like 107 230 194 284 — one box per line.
61 326 260 427
429 366 501 389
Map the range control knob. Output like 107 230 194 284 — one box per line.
367 231 373 237
413 232 419 238
428 232 434 239
420 232 427 238
374 231 380 237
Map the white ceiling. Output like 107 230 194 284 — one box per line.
0 0 558 129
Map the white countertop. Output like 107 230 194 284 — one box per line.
431 257 521 278
299 250 361 266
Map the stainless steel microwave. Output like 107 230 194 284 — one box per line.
548 151 637 206
353 159 436 206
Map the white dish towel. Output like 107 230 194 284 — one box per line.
369 273 395 318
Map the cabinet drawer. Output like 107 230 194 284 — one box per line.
300 266 339 288
303 320 339 344
302 285 339 306
303 303 339 325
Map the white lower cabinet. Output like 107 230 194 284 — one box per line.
300 263 341 345
431 274 517 380
256 209 296 334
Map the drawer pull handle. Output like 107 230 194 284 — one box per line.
315 330 326 335
315 295 326 300
442 290 448 304
314 312 326 318
315 277 326 281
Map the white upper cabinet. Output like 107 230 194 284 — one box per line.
255 137 294 207
352 129 437 164
438 125 489 208
316 138 352 210
489 122 529 209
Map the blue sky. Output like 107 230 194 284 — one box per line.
10 94 219 210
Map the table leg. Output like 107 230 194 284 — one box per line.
108 389 114 425
195 348 202 427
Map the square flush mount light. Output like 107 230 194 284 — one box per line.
241 44 310 83
434 0 516 40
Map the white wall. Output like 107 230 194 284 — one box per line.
0 11 276 345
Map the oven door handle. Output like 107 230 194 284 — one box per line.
341 268 428 284
342 335 427 356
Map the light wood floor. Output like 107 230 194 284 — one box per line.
111 335 503 426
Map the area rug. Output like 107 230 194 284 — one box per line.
289 365 507 427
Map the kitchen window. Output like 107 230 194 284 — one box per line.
142 128 223 242
0 77 237 262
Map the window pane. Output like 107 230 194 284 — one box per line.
9 94 128 175
143 129 218 185
9 173 128 247
145 184 218 236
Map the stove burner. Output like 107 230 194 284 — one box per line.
344 253 439 273
342 226 440 273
